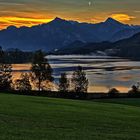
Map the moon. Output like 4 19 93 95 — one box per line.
88 1 91 6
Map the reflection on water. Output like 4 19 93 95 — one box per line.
12 55 140 93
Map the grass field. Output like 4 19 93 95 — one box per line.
0 93 140 140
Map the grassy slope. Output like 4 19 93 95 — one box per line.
0 94 140 140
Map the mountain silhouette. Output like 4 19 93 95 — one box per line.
0 17 140 51
105 17 124 25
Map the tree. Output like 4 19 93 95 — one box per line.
31 50 54 91
128 83 140 94
59 73 69 92
14 73 32 91
0 64 12 90
108 88 119 97
71 66 89 93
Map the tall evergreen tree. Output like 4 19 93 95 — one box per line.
59 73 69 92
31 50 54 91
71 66 89 93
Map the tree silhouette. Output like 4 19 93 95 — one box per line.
0 64 12 90
71 66 89 93
59 73 69 92
128 84 140 94
14 73 32 91
108 88 119 97
31 50 54 91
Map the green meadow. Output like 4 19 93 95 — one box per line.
0 93 140 140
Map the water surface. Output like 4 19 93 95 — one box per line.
12 55 140 93
48 55 140 93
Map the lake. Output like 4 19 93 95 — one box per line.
12 55 140 93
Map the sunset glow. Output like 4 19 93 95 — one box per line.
110 14 136 23
0 0 139 29
0 16 53 29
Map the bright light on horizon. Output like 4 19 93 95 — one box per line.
0 16 53 29
0 14 138 30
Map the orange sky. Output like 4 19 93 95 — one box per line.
0 0 139 29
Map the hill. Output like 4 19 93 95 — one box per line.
56 32 140 58
0 93 140 140
0 17 140 51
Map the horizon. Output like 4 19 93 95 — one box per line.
0 16 139 30
0 0 140 29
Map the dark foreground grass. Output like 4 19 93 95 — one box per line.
0 93 140 140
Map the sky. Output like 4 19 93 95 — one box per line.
0 0 140 29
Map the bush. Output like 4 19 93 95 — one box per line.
108 88 120 97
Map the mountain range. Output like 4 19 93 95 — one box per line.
0 17 140 51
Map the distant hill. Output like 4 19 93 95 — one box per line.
113 32 140 58
55 41 113 55
55 32 140 59
0 17 140 51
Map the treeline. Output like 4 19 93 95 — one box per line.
1 47 140 99
0 46 33 63
0 49 89 94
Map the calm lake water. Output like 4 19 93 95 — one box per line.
12 55 140 93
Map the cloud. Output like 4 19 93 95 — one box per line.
0 16 53 29
0 2 25 6
110 14 136 23
134 11 140 13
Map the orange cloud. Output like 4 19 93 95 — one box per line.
0 16 53 29
90 13 136 24
110 14 135 23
